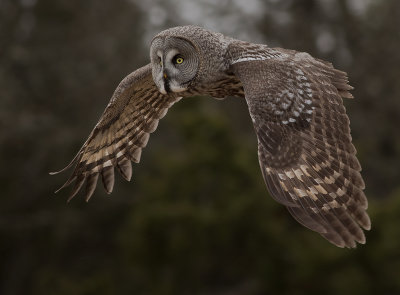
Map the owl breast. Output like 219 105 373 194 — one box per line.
182 73 244 99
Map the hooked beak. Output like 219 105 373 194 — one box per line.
163 71 170 93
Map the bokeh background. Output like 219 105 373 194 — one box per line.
1 0 400 294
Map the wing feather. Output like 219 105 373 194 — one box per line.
85 173 99 201
52 64 181 201
229 45 370 247
117 158 132 181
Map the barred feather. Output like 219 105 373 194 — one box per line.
232 47 370 247
51 65 181 201
85 173 99 202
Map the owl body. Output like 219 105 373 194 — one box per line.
52 26 370 248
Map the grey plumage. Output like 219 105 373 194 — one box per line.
51 25 370 248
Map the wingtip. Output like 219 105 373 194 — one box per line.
54 177 75 194
122 172 132 182
50 151 82 176
49 165 73 176
54 187 63 194
53 172 81 200
363 220 372 231
102 166 115 195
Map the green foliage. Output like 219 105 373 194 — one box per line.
1 0 400 294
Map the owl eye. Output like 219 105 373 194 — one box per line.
173 55 184 65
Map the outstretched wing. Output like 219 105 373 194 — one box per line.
229 46 370 248
51 64 180 202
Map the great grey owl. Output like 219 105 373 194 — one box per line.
52 26 370 248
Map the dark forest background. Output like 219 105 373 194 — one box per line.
1 0 400 294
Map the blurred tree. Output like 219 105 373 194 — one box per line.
1 0 400 294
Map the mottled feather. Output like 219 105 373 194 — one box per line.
51 65 180 201
230 46 370 247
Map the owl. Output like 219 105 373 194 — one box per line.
52 26 370 248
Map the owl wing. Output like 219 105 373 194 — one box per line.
229 49 370 248
51 64 181 202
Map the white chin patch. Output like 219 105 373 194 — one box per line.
159 86 167 95
170 82 187 93
157 77 167 94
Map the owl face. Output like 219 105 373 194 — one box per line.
150 37 200 94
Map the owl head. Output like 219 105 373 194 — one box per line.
150 26 230 94
150 35 200 94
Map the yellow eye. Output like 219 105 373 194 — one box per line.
175 57 184 64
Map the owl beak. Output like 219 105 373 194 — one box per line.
163 71 171 93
